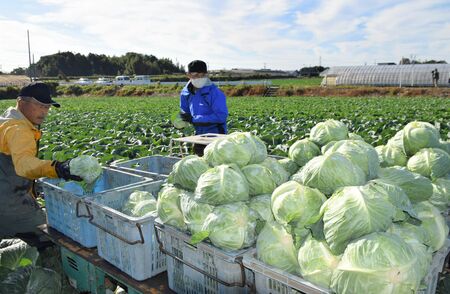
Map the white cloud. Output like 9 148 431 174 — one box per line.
0 0 449 72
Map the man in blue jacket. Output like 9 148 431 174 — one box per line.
180 60 228 155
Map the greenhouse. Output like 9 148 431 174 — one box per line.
320 64 450 87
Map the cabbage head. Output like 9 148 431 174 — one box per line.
321 141 337 154
180 192 214 235
0 239 39 271
407 148 450 180
288 139 320 166
377 166 433 203
168 155 209 191
203 137 252 167
228 132 267 164
324 140 380 180
321 185 395 254
331 232 423 294
241 164 276 196
122 190 155 216
261 157 290 186
172 112 190 129
298 236 341 289
292 152 366 195
278 158 299 176
156 185 187 230
195 202 256 250
387 129 404 150
249 194 273 233
195 164 249 205
309 119 348 146
368 179 417 221
413 201 449 251
438 139 450 154
429 178 450 212
256 221 299 274
271 181 326 228
131 199 157 217
403 121 441 156
375 144 407 167
348 133 364 141
387 222 432 279
69 155 102 183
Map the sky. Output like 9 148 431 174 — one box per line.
0 0 449 72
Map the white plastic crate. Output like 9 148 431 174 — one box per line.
111 155 180 177
243 249 329 294
243 238 450 294
83 181 166 281
418 238 450 294
154 220 252 293
38 167 152 247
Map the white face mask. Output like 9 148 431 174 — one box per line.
191 77 208 88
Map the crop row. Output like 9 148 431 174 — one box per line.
0 96 448 164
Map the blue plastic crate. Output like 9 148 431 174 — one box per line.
39 167 152 247
111 155 180 177
84 181 167 281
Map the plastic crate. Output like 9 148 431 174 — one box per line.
83 181 166 281
243 238 450 294
243 249 329 294
154 220 252 293
39 167 152 247
418 238 450 294
60 246 101 293
111 155 181 177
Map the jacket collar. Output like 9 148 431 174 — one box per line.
0 107 39 130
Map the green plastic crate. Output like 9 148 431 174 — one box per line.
61 247 101 293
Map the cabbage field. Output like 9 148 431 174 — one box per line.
0 95 448 164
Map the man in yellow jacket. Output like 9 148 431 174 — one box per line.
0 82 81 244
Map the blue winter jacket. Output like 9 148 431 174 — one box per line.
180 81 228 135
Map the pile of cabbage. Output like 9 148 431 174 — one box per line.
156 132 289 251
258 120 450 293
155 122 450 293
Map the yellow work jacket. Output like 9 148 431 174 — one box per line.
0 107 57 179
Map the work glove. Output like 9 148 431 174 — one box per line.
180 112 193 123
53 160 83 181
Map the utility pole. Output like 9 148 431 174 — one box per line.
32 54 36 80
27 30 32 82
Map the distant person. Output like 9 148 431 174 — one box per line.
434 68 439 87
0 82 82 247
179 60 228 156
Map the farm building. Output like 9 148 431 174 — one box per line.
320 64 450 87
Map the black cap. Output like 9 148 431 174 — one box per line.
188 60 207 73
19 82 60 108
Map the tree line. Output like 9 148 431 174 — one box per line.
10 52 185 77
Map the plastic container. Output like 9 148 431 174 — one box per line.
60 246 101 293
418 238 450 294
39 167 152 247
243 249 329 294
154 220 252 294
243 238 450 294
83 181 166 281
111 155 181 177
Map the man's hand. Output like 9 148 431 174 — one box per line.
53 160 83 181
180 112 193 123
